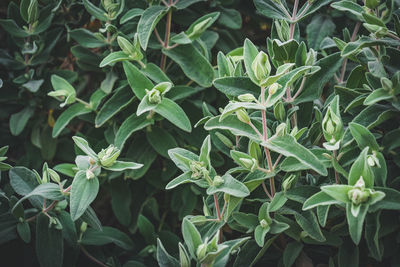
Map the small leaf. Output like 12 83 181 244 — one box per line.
153 98 192 132
123 61 154 100
346 203 368 244
138 5 168 50
36 213 63 267
181 218 202 258
99 51 132 67
52 103 91 138
72 136 98 159
207 173 250 198
70 171 99 221
102 161 143 171
114 113 153 149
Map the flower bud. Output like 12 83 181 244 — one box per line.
282 174 297 192
251 51 271 83
190 161 206 179
322 98 344 147
348 188 369 205
98 145 120 167
196 243 207 260
367 156 375 167
147 89 162 104
260 219 269 228
238 93 257 102
80 222 87 233
86 169 95 179
273 101 286 121
236 109 250 124
305 49 317 66
213 175 224 186
117 36 137 57
153 82 173 94
268 83 280 95
275 122 287 137
239 157 258 172
354 176 366 189
48 169 60 184
215 132 234 149
248 140 262 163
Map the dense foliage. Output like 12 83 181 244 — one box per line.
1 0 400 266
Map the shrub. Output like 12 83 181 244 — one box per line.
1 0 400 266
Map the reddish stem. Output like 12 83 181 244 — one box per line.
213 193 222 221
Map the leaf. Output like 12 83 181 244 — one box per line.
138 5 167 50
146 127 177 158
81 226 134 250
9 167 38 196
9 107 34 136
181 218 202 258
157 239 180 267
17 221 31 243
165 172 193 190
306 15 335 50
80 206 102 231
36 213 63 267
99 51 132 67
338 239 359 267
283 242 303 267
0 19 29 37
138 214 156 244
204 115 260 141
123 61 154 100
114 113 153 149
262 135 328 176
83 0 108 21
243 39 260 85
175 0 206 9
365 212 382 261
12 183 64 212
253 0 290 21
72 136 98 159
321 185 353 203
213 77 260 97
303 191 342 210
168 148 199 172
346 203 368 244
218 7 242 30
153 98 192 132
142 63 172 83
233 212 259 230
348 122 379 151
69 28 106 48
70 171 99 221
207 173 250 198
269 192 288 212
294 210 325 242
95 86 135 127
52 103 91 138
58 211 78 247
162 44 214 87
331 0 364 18
110 179 132 226
120 8 144 24
102 161 143 171
369 187 400 212
363 88 393 105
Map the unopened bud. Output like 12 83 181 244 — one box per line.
273 101 285 121
147 89 162 104
268 83 280 95
236 109 250 124
251 51 271 83
98 145 120 167
238 93 257 102
213 175 224 186
275 123 287 137
196 243 207 260
239 157 258 172
86 169 95 179
215 132 234 149
80 222 87 233
260 219 269 228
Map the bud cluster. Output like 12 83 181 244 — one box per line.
98 145 120 167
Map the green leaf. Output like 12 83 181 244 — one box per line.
182 218 202 258
142 63 172 83
218 7 242 30
346 203 368 244
262 135 328 176
114 113 153 149
348 147 373 188
83 0 108 21
0 19 29 37
303 191 342 210
165 172 193 190
220 102 265 121
12 183 64 213
213 77 260 97
162 44 214 87
95 86 135 127
81 206 102 231
207 173 250 198
369 187 400 211
306 15 335 50
147 127 177 158
269 192 288 212
109 179 132 226
69 28 106 48
138 214 156 244
321 185 353 203
204 115 260 141
199 135 211 168
52 103 91 138
365 212 382 261
283 242 303 267
138 5 167 50
81 226 134 250
363 88 393 105
254 225 269 247
338 239 359 267
103 161 143 171
58 210 78 247
70 171 99 221
157 239 180 267
17 221 31 243
294 210 325 242
36 213 63 267
253 0 290 21
331 0 364 19
232 212 259 230
349 122 379 151
72 136 98 159
9 167 39 196
153 98 192 132
99 51 132 67
123 61 154 99
243 39 260 85
120 8 144 24
168 148 199 172
175 0 206 9
10 107 34 136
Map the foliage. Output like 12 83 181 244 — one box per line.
1 0 400 266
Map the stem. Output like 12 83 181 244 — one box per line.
80 246 110 267
261 181 273 200
291 76 307 100
333 150 340 184
160 9 172 71
339 22 361 83
288 0 299 39
213 193 222 221
220 200 227 219
248 121 264 140
387 32 400 41
154 28 165 46
296 2 310 20
76 98 91 108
